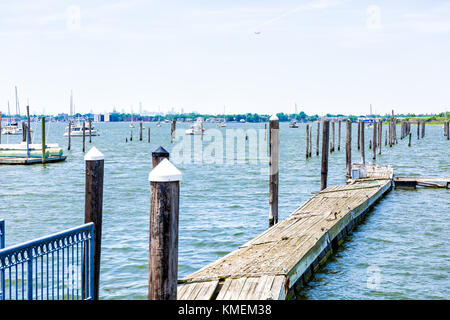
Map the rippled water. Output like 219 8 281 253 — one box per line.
0 121 448 299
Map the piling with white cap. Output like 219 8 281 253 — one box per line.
148 157 182 300
84 146 104 300
269 114 279 227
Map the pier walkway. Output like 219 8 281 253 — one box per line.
178 166 393 300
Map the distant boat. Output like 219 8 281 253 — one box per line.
130 113 135 128
185 118 205 135
289 120 299 128
64 119 99 137
240 119 246 123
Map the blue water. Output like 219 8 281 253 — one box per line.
0 121 448 299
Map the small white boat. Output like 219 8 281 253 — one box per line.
2 125 21 135
64 121 99 137
289 120 299 128
185 118 205 135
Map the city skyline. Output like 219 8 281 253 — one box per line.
1 0 449 116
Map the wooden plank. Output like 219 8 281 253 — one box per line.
195 280 219 300
215 278 233 300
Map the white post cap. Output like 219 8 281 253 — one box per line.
84 147 104 161
269 114 279 121
149 158 182 182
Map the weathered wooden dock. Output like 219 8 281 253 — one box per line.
177 165 394 300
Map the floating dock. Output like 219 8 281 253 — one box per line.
394 177 450 189
0 156 66 165
178 165 394 300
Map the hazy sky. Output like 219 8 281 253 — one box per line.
0 0 449 116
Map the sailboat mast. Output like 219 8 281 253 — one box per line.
70 90 73 118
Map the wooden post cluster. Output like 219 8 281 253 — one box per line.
269 115 279 227
360 120 365 164
148 154 182 300
84 147 105 300
320 120 329 191
345 119 351 178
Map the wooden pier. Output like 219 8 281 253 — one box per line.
177 165 394 300
394 177 450 189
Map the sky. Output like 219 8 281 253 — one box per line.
0 0 449 116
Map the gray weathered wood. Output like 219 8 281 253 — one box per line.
320 120 329 191
346 119 351 177
84 155 104 300
269 116 279 227
149 178 180 300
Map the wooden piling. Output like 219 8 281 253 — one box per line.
320 120 329 191
130 129 133 142
357 121 360 150
148 127 151 143
68 122 71 150
22 121 26 142
148 158 182 300
360 121 365 164
372 121 377 160
385 129 387 146
377 120 382 155
269 115 279 227
152 146 170 168
41 117 46 164
306 124 309 159
171 120 176 143
330 121 335 153
408 133 411 147
421 121 425 138
140 122 143 141
309 124 312 157
417 120 420 139
389 120 392 147
89 120 92 143
84 147 105 300
82 122 86 152
26 105 31 144
316 121 320 156
446 121 450 140
338 120 341 151
345 119 351 178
